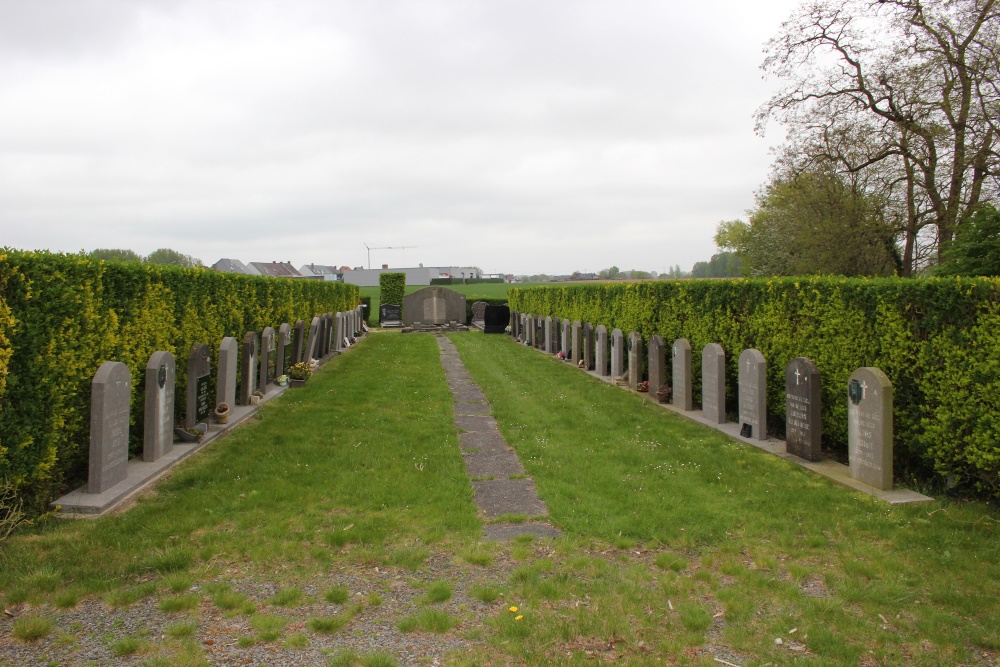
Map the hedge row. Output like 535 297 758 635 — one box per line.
379 273 405 322
0 250 359 513
509 277 1000 497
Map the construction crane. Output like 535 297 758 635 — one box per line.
364 243 417 269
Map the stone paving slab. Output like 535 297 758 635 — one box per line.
454 414 498 432
463 450 525 478
473 478 549 518
454 402 492 416
459 431 509 452
483 522 563 541
451 386 487 403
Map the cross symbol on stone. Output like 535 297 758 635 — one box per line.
860 380 868 400
746 359 751 371
794 368 802 385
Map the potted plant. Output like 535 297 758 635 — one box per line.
250 390 264 406
288 361 312 387
174 423 207 443
214 402 231 424
276 374 289 388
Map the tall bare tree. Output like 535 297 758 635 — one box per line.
757 0 1000 275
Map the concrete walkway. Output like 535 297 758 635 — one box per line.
436 336 561 540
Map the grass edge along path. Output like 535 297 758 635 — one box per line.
449 331 1000 666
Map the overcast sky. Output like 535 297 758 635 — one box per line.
0 0 800 275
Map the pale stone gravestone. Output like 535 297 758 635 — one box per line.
521 315 531 344
380 304 402 328
292 320 305 363
786 357 822 461
628 332 643 387
561 319 571 357
672 339 693 410
402 286 466 326
259 327 275 390
648 335 666 394
88 361 131 493
143 351 174 462
217 337 238 409
335 313 344 351
471 301 488 322
535 316 544 349
738 349 767 441
595 325 609 376
276 323 291 377
484 305 510 334
571 321 582 362
186 343 212 428
241 332 259 405
610 328 624 377
583 323 595 371
848 367 893 489
702 344 726 424
306 317 320 360
545 316 554 353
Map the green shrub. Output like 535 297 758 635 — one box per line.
378 273 405 323
510 277 1000 497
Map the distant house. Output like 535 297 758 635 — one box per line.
298 264 343 281
211 258 260 275
341 266 483 287
249 261 302 278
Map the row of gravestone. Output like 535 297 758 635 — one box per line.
510 312 894 491
87 306 365 496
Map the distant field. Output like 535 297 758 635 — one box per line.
360 282 551 323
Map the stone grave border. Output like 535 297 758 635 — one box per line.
54 327 369 518
515 333 931 505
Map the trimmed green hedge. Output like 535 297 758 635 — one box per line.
0 250 358 514
510 277 1000 497
379 273 405 323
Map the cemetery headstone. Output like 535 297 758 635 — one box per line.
648 335 666 394
259 327 275 391
276 323 291 378
583 323 595 371
848 367 894 489
628 332 643 387
545 316 554 353
143 351 174 462
738 349 767 441
785 357 822 461
292 320 305 363
88 361 131 494
306 317 320 360
610 328 624 377
571 321 582 362
380 304 402 328
217 337 238 409
596 325 609 376
241 332 259 405
510 310 519 337
471 301 488 322
186 343 212 428
702 344 726 424
484 305 510 333
402 286 466 326
672 338 693 410
335 313 344 351
561 319 571 356
535 316 544 349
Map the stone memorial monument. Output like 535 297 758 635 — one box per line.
186 343 212 428
561 319 571 357
217 337 238 410
471 301 488 323
402 286 466 326
628 332 643 387
738 349 767 440
259 327 275 391
276 323 291 378
484 305 510 334
786 357 822 461
240 332 259 405
648 335 666 394
88 361 131 494
672 339 693 411
306 317 320 360
610 328 624 377
143 351 175 462
545 316 554 353
292 320 305 363
380 304 402 328
701 344 726 424
595 325 609 376
848 367 893 490
571 321 582 362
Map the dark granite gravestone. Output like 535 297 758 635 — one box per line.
596 325 609 376
88 361 131 493
259 327 275 391
583 322 595 371
402 286 466 326
143 351 175 462
240 332 258 405
738 348 767 441
672 339 693 411
786 357 822 461
380 304 402 328
292 320 305 363
571 321 582 362
276 323 291 378
628 332 643 387
701 343 726 424
306 316 320 360
186 343 212 428
648 335 666 395
484 305 510 333
217 337 238 409
848 367 894 489
610 328 624 377
510 310 518 337
535 316 544 350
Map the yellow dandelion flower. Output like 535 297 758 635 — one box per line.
508 606 518 613
515 615 523 621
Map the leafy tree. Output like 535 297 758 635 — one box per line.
88 248 143 263
691 252 742 278
145 248 203 267
598 266 621 280
937 204 1000 275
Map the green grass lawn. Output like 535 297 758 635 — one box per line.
2 331 998 666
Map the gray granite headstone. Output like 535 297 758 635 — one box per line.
143 351 175 462
848 367 893 490
571 321 582 362
610 328 624 378
402 286 466 326
584 323 595 372
259 327 275 390
217 337 238 409
535 316 544 350
88 361 131 493
786 357 822 461
334 313 344 351
186 343 212 428
510 310 518 337
648 335 666 394
277 323 291 378
672 338 693 411
561 319 571 357
738 348 767 441
595 325 609 376
628 332 643 387
306 316 320 360
471 301 488 322
240 332 258 405
544 317 554 353
292 320 305 363
701 343 726 424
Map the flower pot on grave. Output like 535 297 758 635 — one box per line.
214 403 230 424
290 378 306 388
250 395 261 406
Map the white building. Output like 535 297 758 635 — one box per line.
340 266 483 287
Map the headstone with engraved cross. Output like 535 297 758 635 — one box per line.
785 357 822 461
848 367 893 489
